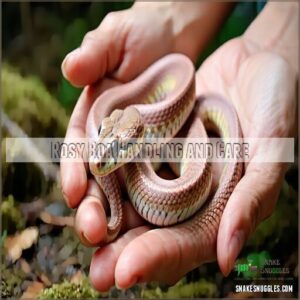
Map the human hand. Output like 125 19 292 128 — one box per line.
61 0 233 209
195 37 297 276
60 1 234 282
60 2 203 210
60 3 178 87
197 1 298 275
60 1 297 292
61 2 233 87
82 36 296 291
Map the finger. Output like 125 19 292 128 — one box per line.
60 86 95 208
75 180 145 246
112 52 138 82
113 36 168 82
121 201 146 232
75 180 108 246
62 11 126 87
113 51 150 82
217 162 286 276
89 226 150 292
115 223 215 289
61 79 121 208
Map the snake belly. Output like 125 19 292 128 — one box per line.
86 53 243 243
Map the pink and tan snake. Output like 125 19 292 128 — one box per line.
86 54 243 244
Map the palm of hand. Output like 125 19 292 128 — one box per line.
197 38 296 139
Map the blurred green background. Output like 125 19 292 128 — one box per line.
2 2 133 111
2 1 263 111
1 1 298 299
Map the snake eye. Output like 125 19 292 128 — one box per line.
98 125 102 135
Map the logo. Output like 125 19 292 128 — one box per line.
235 261 258 276
234 251 290 279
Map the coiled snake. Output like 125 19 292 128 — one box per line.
86 54 243 243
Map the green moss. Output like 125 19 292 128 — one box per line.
1 264 26 298
2 64 68 137
38 278 102 299
38 278 218 299
1 194 25 234
2 64 69 200
141 279 217 299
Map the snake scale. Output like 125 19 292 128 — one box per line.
86 54 243 244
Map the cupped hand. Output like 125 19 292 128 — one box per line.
59 3 178 288
195 37 297 276
61 34 297 292
60 1 177 248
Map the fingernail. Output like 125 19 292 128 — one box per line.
81 231 94 245
227 230 245 276
62 191 71 208
61 48 81 78
115 276 138 290
115 282 122 290
80 201 108 244
61 56 70 79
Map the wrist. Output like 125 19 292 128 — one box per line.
243 2 298 72
170 2 234 61
132 2 233 62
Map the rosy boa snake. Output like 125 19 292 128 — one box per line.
86 54 243 244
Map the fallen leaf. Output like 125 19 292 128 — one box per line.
61 256 78 268
70 270 84 285
20 258 31 274
39 211 74 227
39 273 51 287
4 227 39 262
21 281 44 299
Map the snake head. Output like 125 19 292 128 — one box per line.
90 106 144 176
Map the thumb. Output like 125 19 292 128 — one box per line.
61 11 127 87
217 162 286 276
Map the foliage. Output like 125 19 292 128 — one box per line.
2 64 68 137
142 279 218 299
2 65 67 200
38 277 218 299
1 263 26 298
38 278 102 300
1 194 25 234
2 2 133 110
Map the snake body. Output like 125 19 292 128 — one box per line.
86 54 243 243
